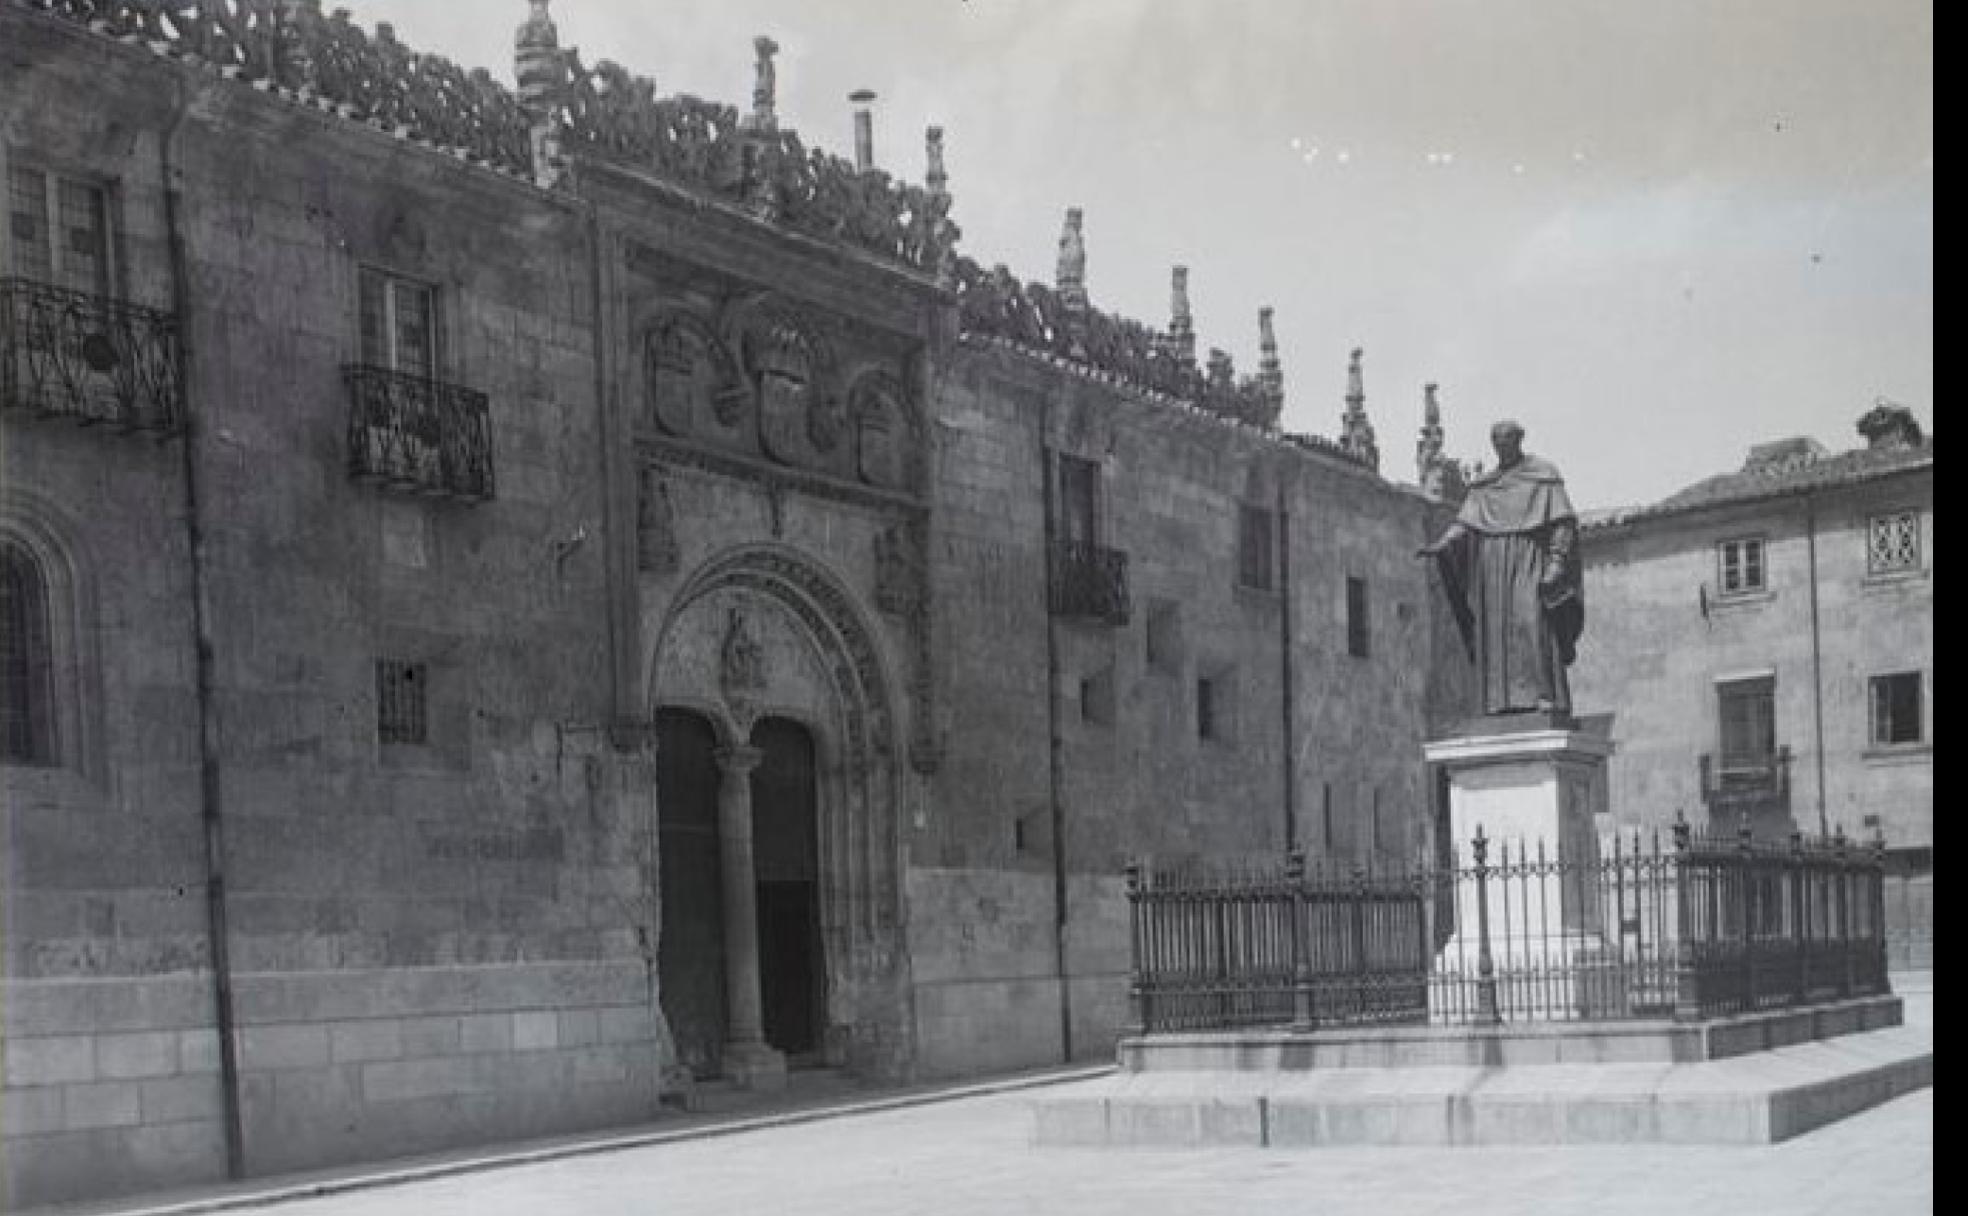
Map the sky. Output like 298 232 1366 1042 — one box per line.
345 0 1932 510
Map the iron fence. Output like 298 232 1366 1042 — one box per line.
0 276 183 434
343 363 494 502
1125 814 1889 1034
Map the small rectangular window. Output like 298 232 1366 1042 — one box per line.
1870 672 1922 746
1080 667 1115 726
377 659 428 745
359 268 438 380
1867 512 1920 576
1237 505 1275 591
1346 577 1370 658
1146 599 1182 674
1717 537 1766 596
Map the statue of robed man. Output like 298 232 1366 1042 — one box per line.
1418 420 1584 718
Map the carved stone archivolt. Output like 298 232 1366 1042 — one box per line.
648 547 911 1068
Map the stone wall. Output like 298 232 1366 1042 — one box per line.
3 14 663 1207
5 4 1481 1201
912 343 1459 1074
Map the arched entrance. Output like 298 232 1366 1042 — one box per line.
647 546 911 1086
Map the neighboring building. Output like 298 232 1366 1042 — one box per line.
1 3 1464 1206
1571 405 1932 963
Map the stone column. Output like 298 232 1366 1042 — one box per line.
714 744 787 1089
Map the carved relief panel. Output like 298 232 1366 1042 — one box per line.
849 370 920 493
644 313 748 442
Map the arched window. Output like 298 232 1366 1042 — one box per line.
1 539 56 764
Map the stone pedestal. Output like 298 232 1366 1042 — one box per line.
1423 723 1616 1020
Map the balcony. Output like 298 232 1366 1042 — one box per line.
343 364 494 503
0 276 183 435
1700 747 1792 817
1049 539 1130 626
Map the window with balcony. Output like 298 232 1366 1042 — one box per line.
1717 536 1765 596
1702 674 1789 814
1869 672 1923 747
1047 452 1127 624
1867 511 1920 577
3 161 180 433
346 268 492 501
1237 504 1275 592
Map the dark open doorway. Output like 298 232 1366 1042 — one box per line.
656 709 727 1079
751 717 825 1063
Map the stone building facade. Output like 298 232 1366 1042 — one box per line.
1570 407 1932 961
0 2 1463 1206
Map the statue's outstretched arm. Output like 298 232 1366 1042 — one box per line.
1417 521 1469 559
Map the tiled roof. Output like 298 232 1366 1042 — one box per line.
1584 440 1933 531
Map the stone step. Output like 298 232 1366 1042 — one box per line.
1033 1023 1931 1147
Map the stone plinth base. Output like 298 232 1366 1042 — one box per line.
1033 999 1927 1147
1113 995 1903 1071
1424 725 1615 986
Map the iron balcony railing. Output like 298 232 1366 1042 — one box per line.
1124 814 1888 1034
0 276 183 435
1048 539 1130 625
343 364 494 502
1700 747 1792 815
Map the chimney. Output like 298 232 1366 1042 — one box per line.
1856 399 1925 451
850 89 877 172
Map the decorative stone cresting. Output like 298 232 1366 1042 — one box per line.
19 0 957 273
951 254 1285 433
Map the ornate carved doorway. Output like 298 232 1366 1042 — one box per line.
655 708 727 1078
752 716 824 1061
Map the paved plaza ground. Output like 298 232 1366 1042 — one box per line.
83 981 1931 1216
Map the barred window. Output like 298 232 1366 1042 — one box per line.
1867 511 1920 576
5 165 109 296
1717 537 1765 596
376 659 428 745
1 541 55 764
1869 672 1922 746
1237 504 1275 591
358 268 437 380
